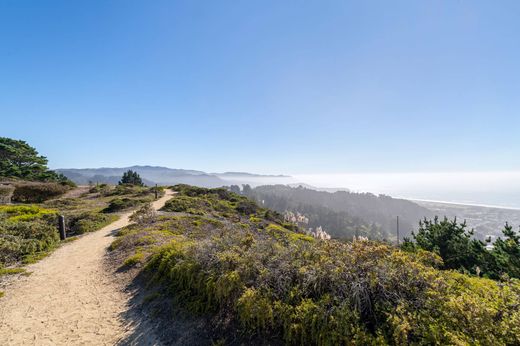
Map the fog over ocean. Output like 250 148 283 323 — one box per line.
293 172 520 210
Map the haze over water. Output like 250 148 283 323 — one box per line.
294 172 520 209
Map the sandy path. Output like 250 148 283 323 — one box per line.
0 190 174 346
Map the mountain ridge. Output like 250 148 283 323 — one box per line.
57 165 294 187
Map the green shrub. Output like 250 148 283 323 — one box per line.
0 205 57 221
161 195 210 214
0 267 26 276
68 212 117 234
111 185 520 345
11 182 69 203
0 219 60 265
146 230 520 345
108 184 148 196
123 251 145 266
103 197 140 213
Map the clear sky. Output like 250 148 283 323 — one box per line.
1 0 519 174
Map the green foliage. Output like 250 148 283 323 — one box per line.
67 212 117 235
123 251 145 267
403 217 520 280
161 195 211 214
406 217 486 272
0 267 27 276
164 185 280 222
11 182 70 203
113 185 520 345
490 223 520 279
0 205 57 221
118 170 144 186
103 197 140 213
0 137 73 183
0 205 60 266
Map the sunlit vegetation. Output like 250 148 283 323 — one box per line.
0 204 60 267
111 185 520 345
0 182 158 270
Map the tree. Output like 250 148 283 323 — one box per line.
118 170 144 186
403 217 487 274
228 185 241 194
0 137 70 183
488 223 520 279
241 184 252 196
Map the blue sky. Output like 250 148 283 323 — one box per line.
1 0 519 174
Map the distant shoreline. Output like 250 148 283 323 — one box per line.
409 198 520 211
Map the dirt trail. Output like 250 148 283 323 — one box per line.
0 190 174 346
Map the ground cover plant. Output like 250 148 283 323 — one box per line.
0 183 160 269
111 185 520 345
0 204 60 267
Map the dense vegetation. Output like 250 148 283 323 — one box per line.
240 184 432 241
403 217 520 279
111 185 520 345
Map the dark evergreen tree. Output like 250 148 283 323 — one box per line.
405 216 487 273
488 223 520 278
118 170 144 186
0 137 72 183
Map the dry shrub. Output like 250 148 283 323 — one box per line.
12 182 69 203
0 185 15 204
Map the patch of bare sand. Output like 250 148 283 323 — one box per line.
0 190 174 346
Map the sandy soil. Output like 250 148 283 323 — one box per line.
0 190 174 346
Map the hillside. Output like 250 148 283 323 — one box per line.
243 185 433 240
109 184 520 345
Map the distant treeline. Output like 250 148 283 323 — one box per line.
234 184 432 241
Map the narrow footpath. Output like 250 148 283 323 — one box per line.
0 190 174 346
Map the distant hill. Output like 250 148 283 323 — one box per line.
244 184 433 240
57 166 295 187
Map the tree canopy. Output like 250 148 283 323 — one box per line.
118 170 144 186
403 217 520 279
0 137 69 182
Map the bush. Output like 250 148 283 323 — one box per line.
0 205 57 222
161 195 210 214
0 184 14 204
129 203 156 225
0 206 61 266
67 212 117 235
103 197 140 213
114 185 520 345
12 182 69 203
89 183 110 195
107 184 150 196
